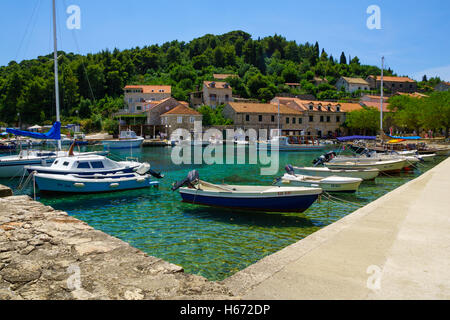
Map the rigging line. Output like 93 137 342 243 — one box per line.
62 0 96 103
21 0 43 63
15 0 41 62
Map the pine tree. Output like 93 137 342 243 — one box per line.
340 52 347 64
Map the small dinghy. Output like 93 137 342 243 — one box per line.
280 165 363 193
172 170 322 213
33 163 162 194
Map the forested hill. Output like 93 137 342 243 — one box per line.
0 30 395 125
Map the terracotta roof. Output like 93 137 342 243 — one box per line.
227 102 302 115
124 85 172 94
396 92 428 98
275 97 342 112
203 81 232 89
213 74 238 80
162 104 201 116
341 77 369 85
361 101 391 112
372 76 416 83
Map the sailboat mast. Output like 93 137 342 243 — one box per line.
277 100 280 137
52 0 61 150
380 56 384 132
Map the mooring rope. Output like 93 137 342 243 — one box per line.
322 192 364 209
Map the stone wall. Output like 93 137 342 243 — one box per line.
0 196 233 300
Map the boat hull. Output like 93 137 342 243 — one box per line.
281 175 362 193
179 188 321 213
102 138 144 149
325 159 406 173
293 167 379 180
35 174 158 193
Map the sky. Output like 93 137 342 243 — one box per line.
0 0 449 81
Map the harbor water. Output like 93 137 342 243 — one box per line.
0 145 445 281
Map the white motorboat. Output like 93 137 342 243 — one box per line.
419 153 436 161
330 154 420 169
25 154 142 176
292 166 379 180
172 170 322 213
0 149 108 178
34 171 159 194
258 136 325 152
325 158 406 172
281 165 362 193
101 130 144 149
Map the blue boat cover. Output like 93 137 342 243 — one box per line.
6 122 61 140
388 135 421 140
337 135 377 142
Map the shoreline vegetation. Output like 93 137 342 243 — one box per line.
0 30 448 137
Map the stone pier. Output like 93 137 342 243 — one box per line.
0 196 233 300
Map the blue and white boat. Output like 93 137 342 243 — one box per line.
172 170 322 213
25 154 142 176
101 130 144 149
33 171 159 194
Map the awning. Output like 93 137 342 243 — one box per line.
6 122 61 140
388 135 421 140
337 135 377 142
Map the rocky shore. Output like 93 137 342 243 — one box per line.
0 194 234 300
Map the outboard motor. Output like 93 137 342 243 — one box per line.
285 164 295 175
136 162 164 179
312 151 336 166
172 170 199 191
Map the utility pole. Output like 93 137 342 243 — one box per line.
380 56 384 133
52 0 61 150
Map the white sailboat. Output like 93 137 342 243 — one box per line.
0 1 105 178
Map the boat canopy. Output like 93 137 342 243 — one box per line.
6 122 61 140
388 135 421 140
336 135 377 142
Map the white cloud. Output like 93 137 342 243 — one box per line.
412 65 450 82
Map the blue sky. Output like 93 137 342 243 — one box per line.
0 0 449 81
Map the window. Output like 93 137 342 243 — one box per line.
327 116 330 122
136 106 142 111
90 162 104 169
309 105 313 111
177 116 183 124
190 117 195 123
327 106 331 111
128 98 133 103
299 118 302 124
286 117 290 124
259 115 263 122
225 95 229 101
271 115 275 122
63 162 70 166
309 116 314 122
54 160 58 165
292 117 296 124
318 105 322 111
246 115 250 121
77 162 90 169
336 106 341 112
320 116 324 122
336 116 341 122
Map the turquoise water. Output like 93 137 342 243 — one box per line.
0 146 445 280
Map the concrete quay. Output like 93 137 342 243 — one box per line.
0 195 233 300
223 157 450 299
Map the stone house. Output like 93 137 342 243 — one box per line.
366 76 417 93
336 77 370 93
124 85 172 113
272 97 364 137
145 97 187 125
160 104 203 137
191 81 234 109
434 82 450 92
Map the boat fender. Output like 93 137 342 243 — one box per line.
136 177 146 183
74 183 85 188
110 183 120 188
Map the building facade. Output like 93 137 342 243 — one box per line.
160 104 203 137
366 76 417 93
124 85 172 113
336 77 370 93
